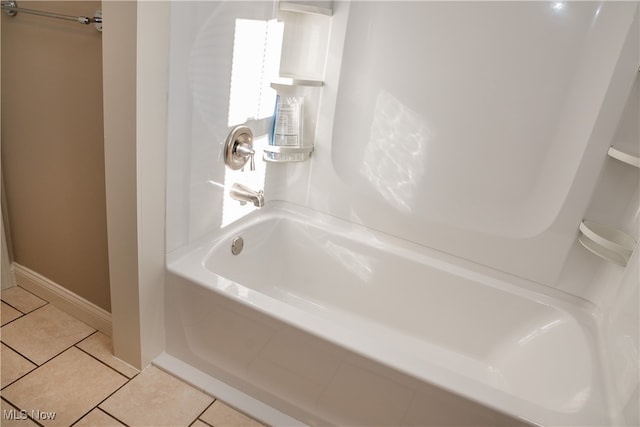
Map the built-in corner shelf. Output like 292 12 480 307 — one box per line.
266 0 332 164
578 220 636 267
608 146 640 168
263 145 314 162
279 1 333 16
267 78 320 163
270 77 324 89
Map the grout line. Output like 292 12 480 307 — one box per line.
1 299 49 316
0 341 40 369
0 366 36 391
27 330 96 367
190 399 217 427
1 396 47 427
1 284 49 315
0 299 28 315
74 340 137 381
71 377 133 427
93 384 134 427
97 407 130 427
79 329 100 340
0 312 24 328
2 302 49 325
0 326 100 389
26 412 46 427
69 403 131 427
2 303 97 366
98 410 130 427
69 340 138 427
68 415 84 426
0 342 82 392
2 288 226 427
191 417 215 427
15 284 45 298
2 290 133 427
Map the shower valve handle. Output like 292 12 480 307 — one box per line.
223 125 255 171
235 143 255 171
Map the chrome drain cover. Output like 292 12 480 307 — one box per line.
231 236 244 255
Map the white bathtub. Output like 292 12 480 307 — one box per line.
163 202 618 426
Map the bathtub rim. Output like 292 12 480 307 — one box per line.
166 201 614 426
168 201 599 316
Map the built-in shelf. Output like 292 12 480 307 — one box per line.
607 146 640 168
271 77 324 89
578 220 636 266
269 0 331 164
263 145 314 162
279 1 333 16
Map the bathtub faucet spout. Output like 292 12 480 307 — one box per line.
230 183 264 208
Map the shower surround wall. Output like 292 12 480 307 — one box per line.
167 1 637 291
164 1 639 425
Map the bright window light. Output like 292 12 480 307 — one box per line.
221 18 282 228
228 18 283 127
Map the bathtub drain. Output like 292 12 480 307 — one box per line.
231 236 244 255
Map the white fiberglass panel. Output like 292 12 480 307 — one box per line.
165 1 280 252
168 203 612 425
330 1 633 238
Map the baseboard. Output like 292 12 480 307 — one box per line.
1 221 16 290
1 262 16 290
12 263 112 336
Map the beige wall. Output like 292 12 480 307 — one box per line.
1 1 110 311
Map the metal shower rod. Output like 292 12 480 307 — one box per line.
1 0 102 31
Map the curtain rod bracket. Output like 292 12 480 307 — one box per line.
1 0 103 32
2 0 16 17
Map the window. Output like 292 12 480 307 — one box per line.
228 18 283 127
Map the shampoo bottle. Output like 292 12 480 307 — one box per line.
271 95 304 148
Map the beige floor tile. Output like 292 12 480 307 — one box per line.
192 420 212 427
100 366 213 427
200 401 266 427
1 343 37 388
74 408 126 427
1 398 40 427
1 305 94 365
1 302 22 326
2 347 128 427
1 287 47 314
76 332 139 378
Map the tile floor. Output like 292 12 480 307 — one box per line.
1 286 267 427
